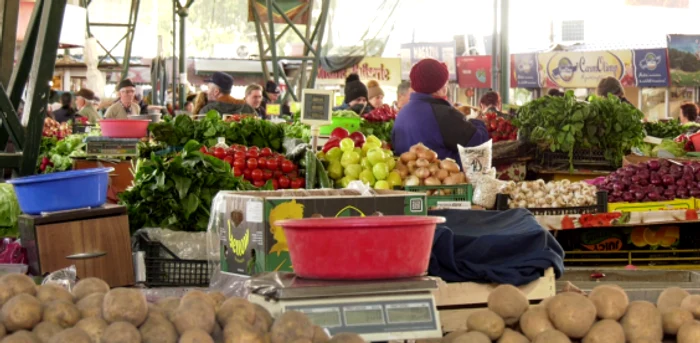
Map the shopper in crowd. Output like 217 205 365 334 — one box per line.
367 80 384 110
395 80 413 111
199 72 245 115
75 88 101 124
52 93 76 123
548 88 564 97
104 79 141 119
680 102 699 124
244 84 266 119
333 73 370 114
392 58 489 166
185 93 196 113
479 90 503 113
134 93 148 114
597 76 634 107
262 80 291 115
192 92 208 115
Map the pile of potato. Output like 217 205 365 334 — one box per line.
444 284 700 343
0 274 365 343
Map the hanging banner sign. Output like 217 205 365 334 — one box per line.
247 0 310 24
667 34 700 87
456 56 492 89
633 48 670 87
316 57 401 87
400 42 457 81
536 50 634 89
511 53 540 88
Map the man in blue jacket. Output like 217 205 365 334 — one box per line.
392 58 489 166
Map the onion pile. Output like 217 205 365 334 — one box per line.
502 179 597 208
395 143 467 188
43 117 72 139
599 160 700 203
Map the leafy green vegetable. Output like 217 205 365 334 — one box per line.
652 139 686 157
333 110 360 118
644 119 685 138
0 184 20 238
360 120 394 144
284 121 311 143
37 134 88 173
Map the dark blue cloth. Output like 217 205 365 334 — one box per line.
428 209 564 286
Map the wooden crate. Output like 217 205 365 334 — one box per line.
433 268 556 333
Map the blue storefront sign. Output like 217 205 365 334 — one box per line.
400 42 457 81
512 53 540 88
633 48 670 87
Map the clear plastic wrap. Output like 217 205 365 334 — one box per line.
134 228 215 260
41 265 77 291
471 171 508 209
458 140 493 178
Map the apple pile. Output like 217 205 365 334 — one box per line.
320 128 401 189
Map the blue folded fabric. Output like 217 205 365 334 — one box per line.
428 209 565 286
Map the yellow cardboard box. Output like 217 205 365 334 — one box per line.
608 198 696 213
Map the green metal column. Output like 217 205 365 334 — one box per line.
266 0 279 85
499 0 510 104
308 0 329 89
120 0 141 81
175 0 193 110
0 0 19 87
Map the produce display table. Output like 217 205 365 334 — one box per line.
73 158 133 203
433 267 555 332
530 167 611 183
535 209 699 230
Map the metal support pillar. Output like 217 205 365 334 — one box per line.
499 0 510 104
491 0 499 91
0 0 19 87
86 0 140 80
175 0 194 110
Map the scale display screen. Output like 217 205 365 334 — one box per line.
299 308 342 328
386 303 433 324
343 305 385 326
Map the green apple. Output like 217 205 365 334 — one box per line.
338 176 353 188
372 162 389 180
340 138 355 152
384 149 394 158
360 157 372 170
361 141 381 155
374 180 390 190
359 169 376 187
387 171 403 188
354 147 363 157
326 147 342 162
327 161 343 180
385 157 396 171
344 164 362 179
366 148 386 166
340 151 361 168
366 135 382 146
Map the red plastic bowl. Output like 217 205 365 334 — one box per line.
274 215 445 280
100 119 150 138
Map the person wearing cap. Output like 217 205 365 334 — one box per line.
199 72 246 115
262 80 290 115
75 88 101 124
104 79 141 119
597 76 635 107
333 74 370 114
392 58 489 166
366 80 384 109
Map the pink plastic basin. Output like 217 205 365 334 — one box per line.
100 119 150 138
274 215 445 280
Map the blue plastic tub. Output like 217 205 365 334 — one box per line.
7 167 114 215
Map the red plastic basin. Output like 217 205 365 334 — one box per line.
100 119 150 138
274 215 445 280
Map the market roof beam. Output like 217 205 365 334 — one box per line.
0 0 19 87
270 1 316 56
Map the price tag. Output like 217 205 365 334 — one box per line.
267 104 281 116
335 96 345 107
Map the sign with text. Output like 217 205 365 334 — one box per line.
511 53 540 88
300 89 333 126
400 42 457 81
633 48 670 87
456 56 492 89
316 57 401 87
537 50 634 89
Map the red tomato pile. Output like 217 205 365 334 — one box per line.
224 114 254 123
202 145 303 189
362 104 397 122
484 112 517 143
322 128 366 153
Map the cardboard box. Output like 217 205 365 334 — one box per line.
212 189 427 276
608 198 696 213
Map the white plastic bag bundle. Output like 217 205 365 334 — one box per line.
458 140 493 178
471 171 507 209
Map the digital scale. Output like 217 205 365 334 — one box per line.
248 273 442 342
85 137 140 157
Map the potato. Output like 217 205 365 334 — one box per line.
182 291 217 310
681 294 700 319
155 297 180 320
546 292 596 339
72 278 110 302
251 305 273 333
36 285 72 305
487 285 529 325
327 333 363 343
532 330 571 343
32 322 62 343
0 274 37 297
588 285 628 320
657 287 690 313
42 300 81 328
662 307 694 335
0 287 14 308
496 328 528 343
102 288 148 326
311 326 329 343
47 328 91 343
76 293 104 319
581 319 624 343
465 309 504 340
519 306 554 340
0 323 5 340
620 301 663 342
100 322 141 343
140 312 178 343
3 330 40 343
207 293 226 310
678 320 700 343
2 294 43 331
172 298 216 335
211 323 223 343
74 317 107 343
270 311 314 343
222 319 265 343
179 330 214 343
216 298 256 327
441 330 467 343
451 331 490 343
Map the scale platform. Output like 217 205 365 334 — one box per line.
85 137 140 157
248 272 442 341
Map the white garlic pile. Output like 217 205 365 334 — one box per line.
502 179 598 209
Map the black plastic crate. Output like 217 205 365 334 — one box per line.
136 232 211 287
495 191 608 215
537 148 615 169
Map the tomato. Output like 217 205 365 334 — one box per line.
213 147 226 160
253 180 266 188
243 169 252 180
263 169 273 180
234 151 246 160
233 158 246 171
278 176 291 189
287 171 298 179
266 158 279 171
248 146 259 152
291 178 304 189
199 146 208 154
246 158 258 170
257 157 267 169
233 145 247 152
260 147 272 157
276 155 286 165
271 179 279 190
226 148 236 157
223 156 234 166
281 160 295 173
489 121 498 130
330 127 349 140
246 149 259 158
251 169 264 181
273 170 283 178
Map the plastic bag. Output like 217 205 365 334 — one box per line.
42 265 77 291
458 140 493 178
0 238 26 264
471 172 508 209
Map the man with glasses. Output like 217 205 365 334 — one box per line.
104 79 141 119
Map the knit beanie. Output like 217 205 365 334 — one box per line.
409 58 449 94
367 80 384 100
343 74 368 104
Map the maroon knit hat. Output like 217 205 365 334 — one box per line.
409 58 449 94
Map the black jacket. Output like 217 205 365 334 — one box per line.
52 107 76 123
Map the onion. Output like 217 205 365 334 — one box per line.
443 175 458 185
414 167 431 179
418 149 438 162
407 160 417 173
404 175 420 187
397 169 408 178
435 169 449 181
428 164 440 175
440 159 460 173
416 158 430 168
400 151 417 163
410 143 428 154
424 177 441 186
